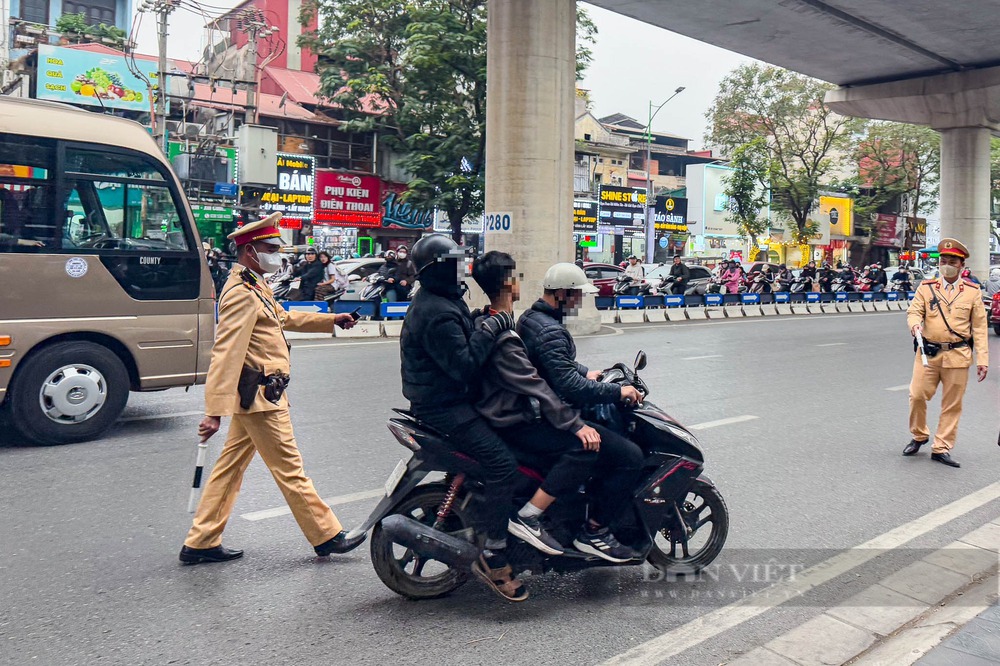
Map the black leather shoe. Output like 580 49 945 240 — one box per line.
315 530 367 556
902 439 928 456
931 452 961 468
179 545 244 565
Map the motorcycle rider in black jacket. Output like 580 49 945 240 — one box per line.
668 255 691 294
517 263 646 563
818 262 836 293
399 234 526 602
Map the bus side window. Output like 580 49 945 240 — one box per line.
0 133 56 252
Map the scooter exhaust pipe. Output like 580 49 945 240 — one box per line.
380 515 480 569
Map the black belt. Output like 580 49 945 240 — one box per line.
926 340 968 350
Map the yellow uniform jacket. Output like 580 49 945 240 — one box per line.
204 265 335 416
906 278 989 369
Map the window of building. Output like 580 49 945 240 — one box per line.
584 133 592 141
18 0 49 24
63 0 117 25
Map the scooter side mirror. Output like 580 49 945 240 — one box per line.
634 351 647 372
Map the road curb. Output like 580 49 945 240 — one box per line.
725 517 1000 666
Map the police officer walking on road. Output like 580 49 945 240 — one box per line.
179 213 366 565
902 238 989 468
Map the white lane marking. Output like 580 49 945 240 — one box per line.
119 410 203 423
681 354 722 361
620 311 902 330
599 480 1000 666
689 415 758 430
885 384 910 392
816 342 847 347
241 488 385 521
295 340 396 349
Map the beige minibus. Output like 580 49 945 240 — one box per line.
0 97 214 445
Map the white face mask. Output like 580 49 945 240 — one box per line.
253 246 284 274
940 264 960 279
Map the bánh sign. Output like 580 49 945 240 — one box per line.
260 154 314 220
573 200 598 233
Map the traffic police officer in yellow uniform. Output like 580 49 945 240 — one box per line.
180 213 366 564
902 238 989 468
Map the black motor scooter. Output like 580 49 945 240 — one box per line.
354 351 729 600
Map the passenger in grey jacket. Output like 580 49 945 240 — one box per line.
472 252 640 563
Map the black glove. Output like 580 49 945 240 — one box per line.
470 303 491 320
480 310 515 336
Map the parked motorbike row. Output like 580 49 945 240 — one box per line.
614 267 913 298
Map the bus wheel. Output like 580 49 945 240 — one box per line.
10 342 129 446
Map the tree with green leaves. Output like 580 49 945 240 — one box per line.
56 13 127 49
724 137 771 256
707 64 862 244
301 0 597 241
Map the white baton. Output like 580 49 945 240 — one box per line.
915 328 929 367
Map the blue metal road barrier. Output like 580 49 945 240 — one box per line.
774 292 790 303
705 294 723 306
282 300 330 313
685 294 705 307
907 291 916 300
806 293 821 303
616 295 645 309
835 292 848 301
331 300 377 317
663 295 684 308
381 302 410 319
887 291 899 301
595 296 614 310
741 293 761 304
644 295 665 308
862 292 874 301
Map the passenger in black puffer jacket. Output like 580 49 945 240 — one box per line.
517 262 647 560
399 234 527 602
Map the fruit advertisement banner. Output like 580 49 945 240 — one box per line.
37 44 164 112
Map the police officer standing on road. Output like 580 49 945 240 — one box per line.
179 213 366 565
902 238 989 468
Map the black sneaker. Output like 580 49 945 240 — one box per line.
572 526 637 563
508 514 565 556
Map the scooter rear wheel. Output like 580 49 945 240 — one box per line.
370 485 473 600
647 479 729 574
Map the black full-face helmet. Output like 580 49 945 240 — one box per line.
411 234 468 296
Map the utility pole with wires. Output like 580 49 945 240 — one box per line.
235 8 276 125
139 0 178 153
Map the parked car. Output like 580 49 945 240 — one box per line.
583 262 625 297
990 292 1000 336
642 263 713 295
335 258 386 301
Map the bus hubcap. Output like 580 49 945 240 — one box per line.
39 364 107 424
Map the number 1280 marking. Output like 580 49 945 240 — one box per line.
485 212 512 233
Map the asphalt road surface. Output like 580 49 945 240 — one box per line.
1 311 998 666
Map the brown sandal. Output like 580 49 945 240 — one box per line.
472 555 529 602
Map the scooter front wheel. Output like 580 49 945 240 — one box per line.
647 479 729 574
370 485 473 600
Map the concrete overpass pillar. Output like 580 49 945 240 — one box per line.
484 0 600 333
939 127 991 278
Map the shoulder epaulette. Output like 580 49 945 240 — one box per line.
921 279 938 285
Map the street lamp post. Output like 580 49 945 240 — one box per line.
645 86 685 263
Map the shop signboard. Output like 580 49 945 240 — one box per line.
382 183 435 230
260 154 314 220
903 216 927 249
598 185 646 229
573 200 599 233
433 210 485 235
807 195 853 245
653 196 688 233
873 213 903 247
315 171 382 227
36 44 163 112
